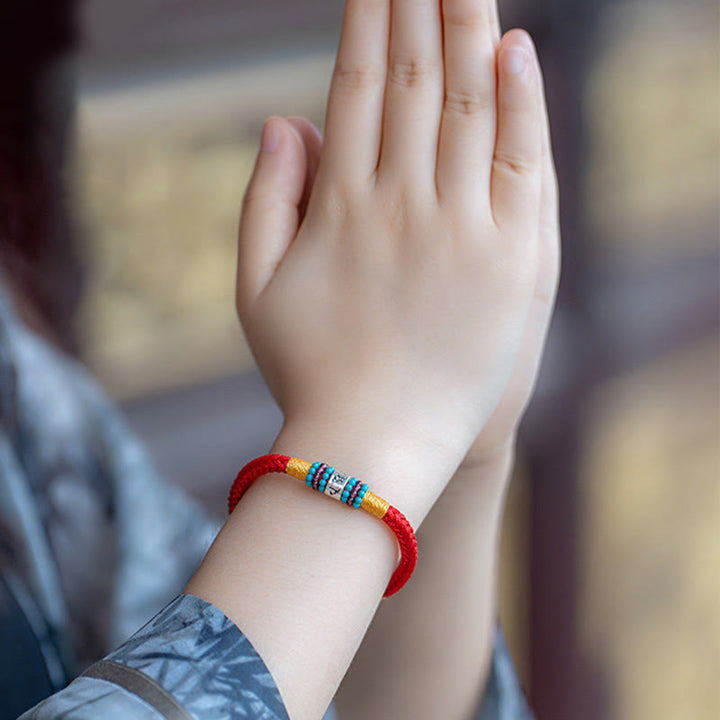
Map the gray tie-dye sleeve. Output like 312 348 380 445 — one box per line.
19 594 289 720
476 630 534 720
18 592 531 720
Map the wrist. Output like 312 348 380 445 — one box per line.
429 442 514 526
188 449 409 718
273 412 471 529
457 433 517 476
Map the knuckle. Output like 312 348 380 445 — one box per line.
242 185 272 210
443 2 487 30
493 151 536 178
499 99 535 119
333 63 384 92
444 89 492 117
388 55 438 89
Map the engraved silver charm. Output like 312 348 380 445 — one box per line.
324 471 350 500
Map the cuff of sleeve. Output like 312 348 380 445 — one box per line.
97 593 289 720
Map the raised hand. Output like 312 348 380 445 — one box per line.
461 27 561 467
189 4 558 720
236 0 551 515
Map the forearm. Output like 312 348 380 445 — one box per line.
335 448 514 720
185 416 469 720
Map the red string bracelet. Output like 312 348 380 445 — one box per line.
228 453 418 597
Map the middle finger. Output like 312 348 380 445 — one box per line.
378 0 444 189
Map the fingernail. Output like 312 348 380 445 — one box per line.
502 47 528 76
261 119 282 153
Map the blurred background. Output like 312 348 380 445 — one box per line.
5 0 719 718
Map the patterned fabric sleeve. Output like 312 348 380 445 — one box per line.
18 592 531 720
476 629 534 720
18 594 290 720
20 595 532 720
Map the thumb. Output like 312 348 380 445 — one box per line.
236 116 308 315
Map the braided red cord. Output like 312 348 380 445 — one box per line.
228 454 418 597
228 454 291 513
381 505 418 596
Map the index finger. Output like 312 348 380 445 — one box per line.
318 0 390 187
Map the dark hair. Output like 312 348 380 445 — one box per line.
0 0 83 355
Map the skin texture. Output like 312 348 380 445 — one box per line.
280 31 558 720
187 1 559 718
337 450 514 720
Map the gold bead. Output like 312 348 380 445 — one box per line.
360 492 390 519
286 457 312 481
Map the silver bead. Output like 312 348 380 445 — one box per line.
324 471 351 501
